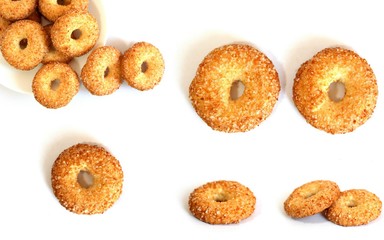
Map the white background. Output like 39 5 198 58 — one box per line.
1 0 383 239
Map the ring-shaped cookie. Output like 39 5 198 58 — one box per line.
32 62 79 109
1 20 48 70
121 41 165 91
189 43 280 133
284 180 340 218
324 189 382 226
51 10 99 57
81 46 122 95
0 0 37 21
293 47 378 134
51 143 124 214
189 180 256 224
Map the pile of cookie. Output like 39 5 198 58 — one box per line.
0 0 165 109
284 180 382 227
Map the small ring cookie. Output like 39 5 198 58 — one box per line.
189 180 256 224
81 46 122 95
121 41 165 91
324 189 382 226
51 10 99 57
32 62 80 109
1 20 48 70
0 0 37 21
284 180 340 218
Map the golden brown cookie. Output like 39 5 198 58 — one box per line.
121 41 165 91
189 43 280 133
81 46 122 95
189 180 256 224
0 0 37 21
293 47 378 134
51 143 124 214
32 62 79 109
284 180 340 218
324 189 382 226
1 20 48 70
51 10 99 57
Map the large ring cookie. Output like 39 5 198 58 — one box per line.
51 143 124 214
189 43 280 133
293 47 378 134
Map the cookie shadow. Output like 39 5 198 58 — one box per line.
41 132 99 190
283 35 347 107
296 213 328 224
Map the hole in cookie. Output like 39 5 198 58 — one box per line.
328 81 346 102
77 170 94 189
19 38 28 50
57 0 71 6
230 80 245 100
304 192 317 199
50 79 60 91
214 193 229 202
141 61 148 73
303 187 319 199
347 200 358 208
71 29 82 40
104 67 110 78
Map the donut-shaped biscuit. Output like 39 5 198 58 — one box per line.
38 0 88 22
51 143 124 214
51 10 99 57
1 20 48 70
0 0 37 21
293 47 378 134
81 46 122 95
189 180 256 224
324 189 382 226
284 180 340 218
42 24 73 64
32 62 79 109
189 44 280 133
121 42 165 91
